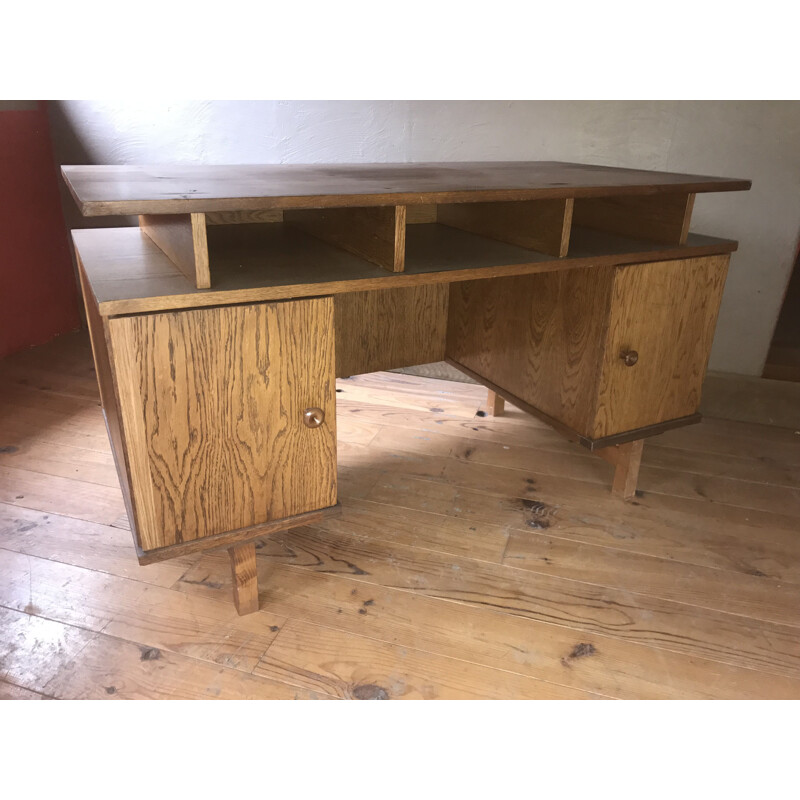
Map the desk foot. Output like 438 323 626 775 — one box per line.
596 440 644 501
228 541 259 615
486 389 505 417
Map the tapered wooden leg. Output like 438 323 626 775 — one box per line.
596 440 644 500
487 389 505 417
228 541 259 615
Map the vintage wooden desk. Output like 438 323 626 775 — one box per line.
63 162 751 614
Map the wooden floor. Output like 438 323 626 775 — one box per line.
1 331 800 700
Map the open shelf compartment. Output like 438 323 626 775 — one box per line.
136 191 699 291
76 214 736 317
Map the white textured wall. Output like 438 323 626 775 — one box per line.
50 100 800 376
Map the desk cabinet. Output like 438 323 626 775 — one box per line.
596 255 728 437
85 291 337 558
64 161 751 613
447 253 729 443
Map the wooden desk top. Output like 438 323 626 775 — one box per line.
62 161 751 217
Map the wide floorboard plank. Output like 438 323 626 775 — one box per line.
246 565 800 699
337 473 800 585
256 618 600 700
0 503 195 588
356 428 800 518
0 605 96 695
43 629 330 700
3 332 799 699
0 465 125 525
0 548 285 672
0 680 51 699
174 527 800 681
337 441 800 534
502 531 800 626
0 439 119 488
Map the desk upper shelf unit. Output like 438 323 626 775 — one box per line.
63 161 750 294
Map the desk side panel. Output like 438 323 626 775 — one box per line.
446 268 614 436
77 255 141 546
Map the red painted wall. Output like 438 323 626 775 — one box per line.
0 101 80 359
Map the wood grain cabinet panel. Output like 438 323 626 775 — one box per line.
592 255 729 438
446 254 729 444
446 268 614 435
334 285 449 377
106 297 337 552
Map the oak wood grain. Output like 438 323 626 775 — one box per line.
593 255 730 437
285 205 406 272
447 255 729 442
139 212 210 288
106 298 337 551
438 198 573 256
446 267 614 436
334 285 448 377
446 358 702 447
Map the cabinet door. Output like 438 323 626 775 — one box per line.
592 255 729 438
107 297 336 552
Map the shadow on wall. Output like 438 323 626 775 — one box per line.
38 101 143 342
0 101 81 358
763 243 800 382
47 101 138 234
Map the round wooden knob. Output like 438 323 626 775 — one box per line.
620 349 639 367
303 407 325 428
